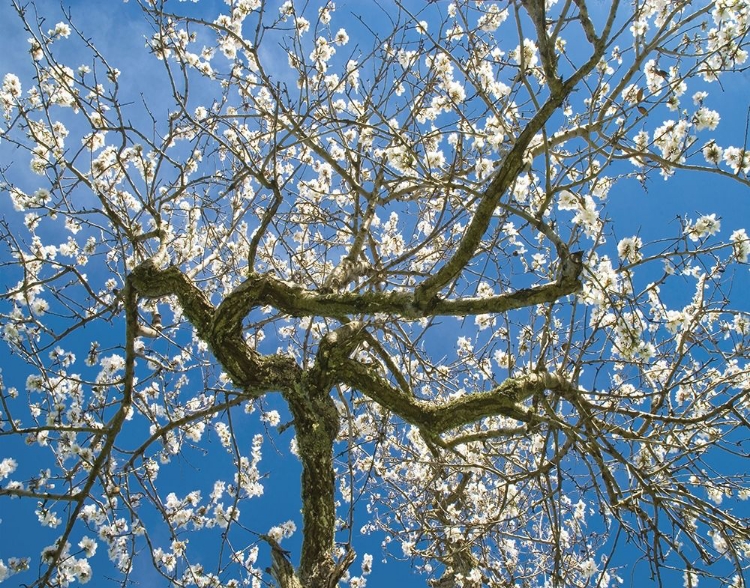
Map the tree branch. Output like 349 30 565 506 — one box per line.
208 257 583 323
129 260 301 391
338 357 580 436
522 0 563 93
413 21 609 304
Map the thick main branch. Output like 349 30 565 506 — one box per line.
337 357 579 436
213 255 582 322
129 260 300 391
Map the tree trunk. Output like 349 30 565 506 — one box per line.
282 377 340 588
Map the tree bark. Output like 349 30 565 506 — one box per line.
284 376 340 588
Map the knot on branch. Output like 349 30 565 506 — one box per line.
317 321 366 366
129 257 160 285
559 250 584 287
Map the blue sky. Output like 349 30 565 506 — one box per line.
1 1 749 587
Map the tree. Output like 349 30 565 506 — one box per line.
0 0 749 586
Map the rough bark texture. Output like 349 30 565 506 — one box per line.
287 383 339 588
